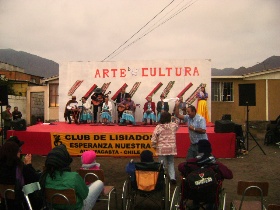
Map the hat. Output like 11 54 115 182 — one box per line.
72 96 76 99
81 150 97 164
198 140 212 154
140 150 154 162
160 94 165 98
45 144 73 168
126 94 131 98
94 88 102 94
7 136 24 147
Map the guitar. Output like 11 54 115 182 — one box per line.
118 103 140 112
92 95 104 106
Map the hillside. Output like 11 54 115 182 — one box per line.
0 49 59 78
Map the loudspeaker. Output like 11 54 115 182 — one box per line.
222 114 231 121
239 84 256 106
11 119 27 131
214 120 235 133
0 85 8 106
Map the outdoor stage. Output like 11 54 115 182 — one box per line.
7 122 236 158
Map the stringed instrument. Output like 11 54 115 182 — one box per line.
91 95 104 106
118 103 140 112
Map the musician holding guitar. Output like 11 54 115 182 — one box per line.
116 87 129 123
91 88 104 123
119 94 136 125
65 96 80 124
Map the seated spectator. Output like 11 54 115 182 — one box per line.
178 140 233 210
0 137 43 210
125 150 154 176
40 144 104 210
80 150 100 170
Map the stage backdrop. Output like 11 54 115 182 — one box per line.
59 59 211 122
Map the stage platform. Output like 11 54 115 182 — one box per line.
7 122 236 158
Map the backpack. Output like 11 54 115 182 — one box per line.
184 164 218 203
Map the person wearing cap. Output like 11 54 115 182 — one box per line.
1 105 12 140
142 96 156 125
0 139 43 209
91 88 104 123
40 144 104 210
178 140 233 210
156 94 169 122
65 95 79 124
174 101 208 159
80 150 100 170
125 150 154 176
151 112 179 185
12 106 22 121
119 94 136 125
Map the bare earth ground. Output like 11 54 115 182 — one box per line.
30 130 280 210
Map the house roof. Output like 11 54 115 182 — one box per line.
211 56 280 77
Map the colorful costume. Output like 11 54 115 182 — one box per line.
196 90 209 123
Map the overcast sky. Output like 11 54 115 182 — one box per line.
0 0 279 69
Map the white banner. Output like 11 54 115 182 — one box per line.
59 59 211 122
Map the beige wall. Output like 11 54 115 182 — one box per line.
211 79 268 125
268 80 280 120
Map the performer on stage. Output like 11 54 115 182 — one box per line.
101 95 113 124
65 96 79 124
172 96 186 124
116 87 129 123
119 94 136 125
196 84 209 123
156 94 169 122
142 96 156 125
91 88 104 123
79 97 92 124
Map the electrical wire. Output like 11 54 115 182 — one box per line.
104 0 198 61
101 0 175 62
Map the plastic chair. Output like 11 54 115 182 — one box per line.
230 181 269 210
77 169 118 210
44 188 76 209
0 184 15 210
22 182 41 210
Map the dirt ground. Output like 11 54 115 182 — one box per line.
30 128 280 210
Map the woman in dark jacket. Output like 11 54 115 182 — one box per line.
0 137 42 210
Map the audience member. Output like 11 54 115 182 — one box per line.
174 103 208 159
40 144 104 210
125 150 154 176
80 150 100 170
151 112 179 184
12 106 22 121
1 105 12 140
0 137 42 209
178 140 233 210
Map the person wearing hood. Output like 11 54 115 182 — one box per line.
178 139 233 180
151 112 179 185
0 136 43 209
80 150 100 170
40 144 104 210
